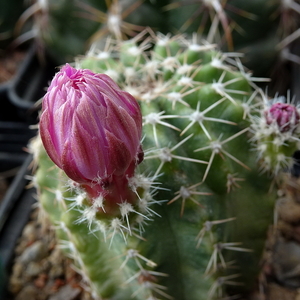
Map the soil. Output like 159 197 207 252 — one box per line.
248 174 300 300
6 207 94 300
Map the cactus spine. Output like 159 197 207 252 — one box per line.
31 29 300 300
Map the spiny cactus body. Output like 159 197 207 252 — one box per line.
32 30 300 300
164 0 300 94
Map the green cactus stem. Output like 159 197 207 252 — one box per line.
31 30 300 300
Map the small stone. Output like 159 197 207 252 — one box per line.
19 241 48 264
26 261 42 277
8 277 24 294
34 273 48 289
49 263 65 279
273 237 300 287
48 284 81 300
81 290 94 300
48 246 64 265
40 257 51 272
15 284 46 300
277 197 300 223
22 222 37 243
11 262 24 278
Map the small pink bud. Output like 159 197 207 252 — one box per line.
40 64 143 209
265 102 300 132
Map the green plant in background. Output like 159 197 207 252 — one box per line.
13 0 105 63
13 0 168 64
164 0 300 94
30 29 300 299
11 0 300 96
0 0 25 51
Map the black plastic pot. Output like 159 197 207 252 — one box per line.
7 45 57 123
0 46 57 297
0 45 56 172
0 85 36 173
0 155 36 299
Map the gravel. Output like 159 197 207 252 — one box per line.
7 208 93 300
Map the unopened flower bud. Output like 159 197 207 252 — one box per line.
265 102 300 132
40 64 143 207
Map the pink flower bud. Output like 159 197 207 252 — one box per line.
265 102 300 132
40 64 143 207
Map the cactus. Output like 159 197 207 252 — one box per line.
31 30 300 300
13 0 168 64
0 0 25 50
12 0 300 96
163 0 300 94
13 0 100 63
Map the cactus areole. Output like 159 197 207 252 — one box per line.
39 64 143 212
